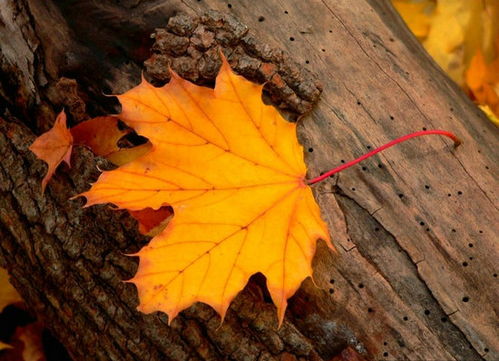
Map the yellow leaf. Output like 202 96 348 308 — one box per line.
29 110 73 192
0 267 22 312
393 0 435 39
393 0 499 86
81 55 331 324
479 105 499 127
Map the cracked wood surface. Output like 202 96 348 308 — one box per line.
0 0 497 360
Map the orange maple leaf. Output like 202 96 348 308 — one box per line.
80 55 331 324
29 110 72 192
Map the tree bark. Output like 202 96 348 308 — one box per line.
0 1 497 361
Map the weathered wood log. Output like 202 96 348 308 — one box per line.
0 1 497 360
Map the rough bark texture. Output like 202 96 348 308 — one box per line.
0 1 498 361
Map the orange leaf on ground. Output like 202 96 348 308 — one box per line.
29 110 72 192
81 54 331 325
129 206 173 236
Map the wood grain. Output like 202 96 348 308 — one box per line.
0 0 497 360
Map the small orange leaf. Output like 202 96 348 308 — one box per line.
71 116 130 157
81 54 331 325
71 116 153 165
29 110 72 192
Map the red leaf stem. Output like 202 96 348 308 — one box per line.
307 130 461 185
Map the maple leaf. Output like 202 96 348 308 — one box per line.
80 55 331 324
29 110 72 192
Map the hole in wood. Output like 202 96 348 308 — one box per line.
308 147 313 152
424 310 430 315
289 37 295 41
462 296 470 302
258 16 265 22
